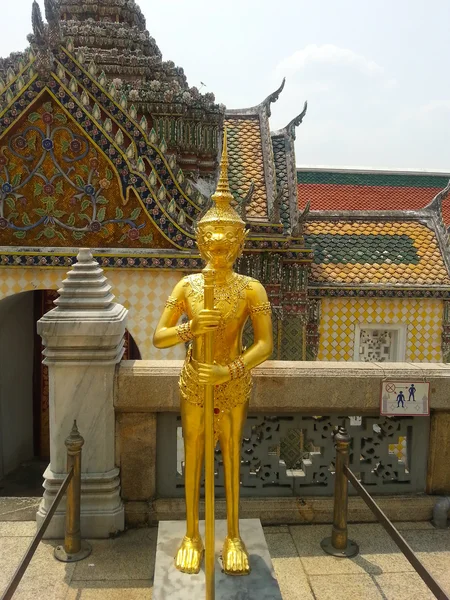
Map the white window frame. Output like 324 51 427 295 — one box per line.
353 323 407 362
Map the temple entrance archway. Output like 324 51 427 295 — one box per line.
0 288 141 497
0 290 42 496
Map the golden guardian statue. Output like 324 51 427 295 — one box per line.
153 131 273 580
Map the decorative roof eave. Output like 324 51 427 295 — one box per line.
0 49 36 106
225 78 285 118
308 286 450 298
307 208 432 221
271 101 308 141
270 102 308 233
421 180 450 276
424 179 450 212
0 241 312 271
225 81 286 223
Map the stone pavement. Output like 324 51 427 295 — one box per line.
0 520 449 599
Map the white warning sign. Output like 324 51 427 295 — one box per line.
380 381 429 416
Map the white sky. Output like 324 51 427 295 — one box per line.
1 0 450 171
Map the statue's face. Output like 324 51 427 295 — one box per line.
197 222 246 268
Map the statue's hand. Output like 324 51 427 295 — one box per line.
190 309 221 336
197 362 230 385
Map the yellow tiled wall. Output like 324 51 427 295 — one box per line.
318 297 443 362
0 267 185 360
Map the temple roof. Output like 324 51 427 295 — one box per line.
225 80 307 225
0 0 224 177
297 168 450 222
305 220 450 287
59 0 147 27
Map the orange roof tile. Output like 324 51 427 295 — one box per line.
297 170 450 222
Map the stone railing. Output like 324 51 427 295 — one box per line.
115 360 450 527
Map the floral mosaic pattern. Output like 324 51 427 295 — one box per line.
0 100 153 247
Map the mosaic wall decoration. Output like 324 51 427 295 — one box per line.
108 269 185 360
0 98 156 248
318 298 443 362
0 266 185 360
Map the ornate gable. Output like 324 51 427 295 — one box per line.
0 39 219 250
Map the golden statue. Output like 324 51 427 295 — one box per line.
153 130 273 578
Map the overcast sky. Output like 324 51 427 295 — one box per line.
1 0 449 171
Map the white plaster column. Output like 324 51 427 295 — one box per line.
36 248 127 538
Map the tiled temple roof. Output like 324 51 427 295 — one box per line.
305 220 450 286
297 169 450 223
225 116 267 219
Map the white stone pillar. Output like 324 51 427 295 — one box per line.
36 249 127 538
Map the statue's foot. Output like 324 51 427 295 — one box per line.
222 536 250 576
175 536 204 574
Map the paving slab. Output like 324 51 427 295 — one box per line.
65 580 152 599
0 497 40 521
265 532 314 600
0 538 75 600
290 523 414 575
0 520 449 600
72 528 157 582
309 573 383 599
374 572 436 600
0 521 36 536
395 521 435 531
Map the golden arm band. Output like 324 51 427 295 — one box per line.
227 355 246 380
176 321 194 343
249 301 272 316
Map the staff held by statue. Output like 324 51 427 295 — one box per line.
202 264 216 599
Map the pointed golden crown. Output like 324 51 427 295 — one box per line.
197 129 245 228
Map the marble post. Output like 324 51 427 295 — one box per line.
36 249 127 538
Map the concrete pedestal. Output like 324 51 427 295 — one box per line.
153 519 282 600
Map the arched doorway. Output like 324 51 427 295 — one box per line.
0 290 43 496
0 289 141 497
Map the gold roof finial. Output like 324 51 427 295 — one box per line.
198 128 244 227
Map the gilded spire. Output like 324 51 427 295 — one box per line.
198 128 244 227
211 129 232 204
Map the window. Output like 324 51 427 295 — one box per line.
354 324 407 362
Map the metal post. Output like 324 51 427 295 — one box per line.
54 421 92 562
203 266 216 600
321 425 359 558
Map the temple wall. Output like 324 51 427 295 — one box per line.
317 298 443 362
0 267 185 360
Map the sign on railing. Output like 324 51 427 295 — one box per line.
380 381 430 416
